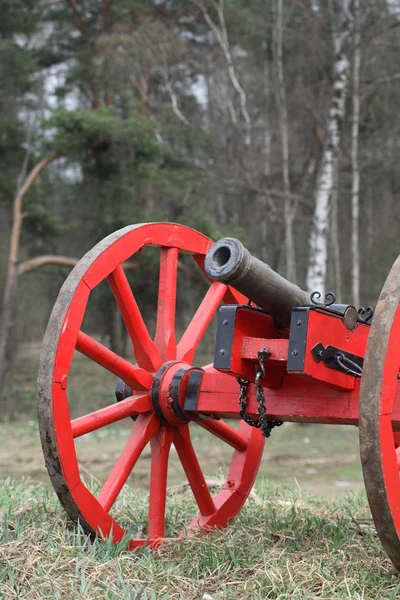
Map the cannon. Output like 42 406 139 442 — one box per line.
37 222 400 571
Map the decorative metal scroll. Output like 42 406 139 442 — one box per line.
310 291 336 307
358 306 374 324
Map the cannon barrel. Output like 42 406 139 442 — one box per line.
205 237 310 326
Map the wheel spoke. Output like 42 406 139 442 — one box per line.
196 417 249 453
154 247 178 361
177 281 227 363
98 414 159 512
396 446 400 471
148 426 174 540
76 331 152 390
108 265 162 372
71 393 151 438
174 426 215 516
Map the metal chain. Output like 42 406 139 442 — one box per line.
237 348 283 438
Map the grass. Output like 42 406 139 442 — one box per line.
0 343 392 597
0 477 399 599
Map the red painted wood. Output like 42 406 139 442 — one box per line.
156 361 190 426
196 416 249 452
52 280 90 386
154 247 178 361
72 481 126 543
174 425 216 516
187 422 265 532
177 281 227 363
301 310 370 390
82 224 213 290
378 304 400 533
71 393 151 438
76 331 153 390
220 307 288 386
195 367 400 428
43 223 265 551
53 383 81 490
148 426 174 540
108 265 162 372
98 413 159 512
241 338 289 361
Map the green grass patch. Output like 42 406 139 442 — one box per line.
0 478 399 599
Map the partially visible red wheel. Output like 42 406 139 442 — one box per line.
359 255 400 571
37 223 265 549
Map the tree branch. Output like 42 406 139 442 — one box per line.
193 0 251 144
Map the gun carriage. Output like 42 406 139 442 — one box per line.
37 222 400 571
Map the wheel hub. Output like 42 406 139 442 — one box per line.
151 361 203 426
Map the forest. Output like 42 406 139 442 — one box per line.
1 0 400 414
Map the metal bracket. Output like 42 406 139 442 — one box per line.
287 307 309 371
183 369 204 413
311 343 364 374
213 305 238 369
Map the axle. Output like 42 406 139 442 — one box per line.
205 237 310 326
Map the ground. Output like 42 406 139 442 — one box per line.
0 420 364 499
0 343 398 598
2 342 365 497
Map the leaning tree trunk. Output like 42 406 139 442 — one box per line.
306 1 354 296
0 151 61 398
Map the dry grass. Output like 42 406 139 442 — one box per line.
1 344 396 597
1 478 399 599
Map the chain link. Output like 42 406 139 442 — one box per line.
237 348 283 438
334 352 363 378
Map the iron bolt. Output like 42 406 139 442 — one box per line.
292 349 298 356
223 319 229 326
219 349 225 355
297 319 302 326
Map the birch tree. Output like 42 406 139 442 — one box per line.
351 0 361 307
306 0 355 296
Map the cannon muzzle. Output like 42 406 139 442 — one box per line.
205 237 310 326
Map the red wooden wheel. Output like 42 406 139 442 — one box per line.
359 255 400 571
37 223 265 549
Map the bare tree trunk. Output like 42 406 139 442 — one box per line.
109 303 128 356
0 269 19 404
216 193 227 227
275 0 296 283
351 0 361 307
330 156 342 302
65 0 100 108
306 0 354 295
101 0 114 106
261 35 273 263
